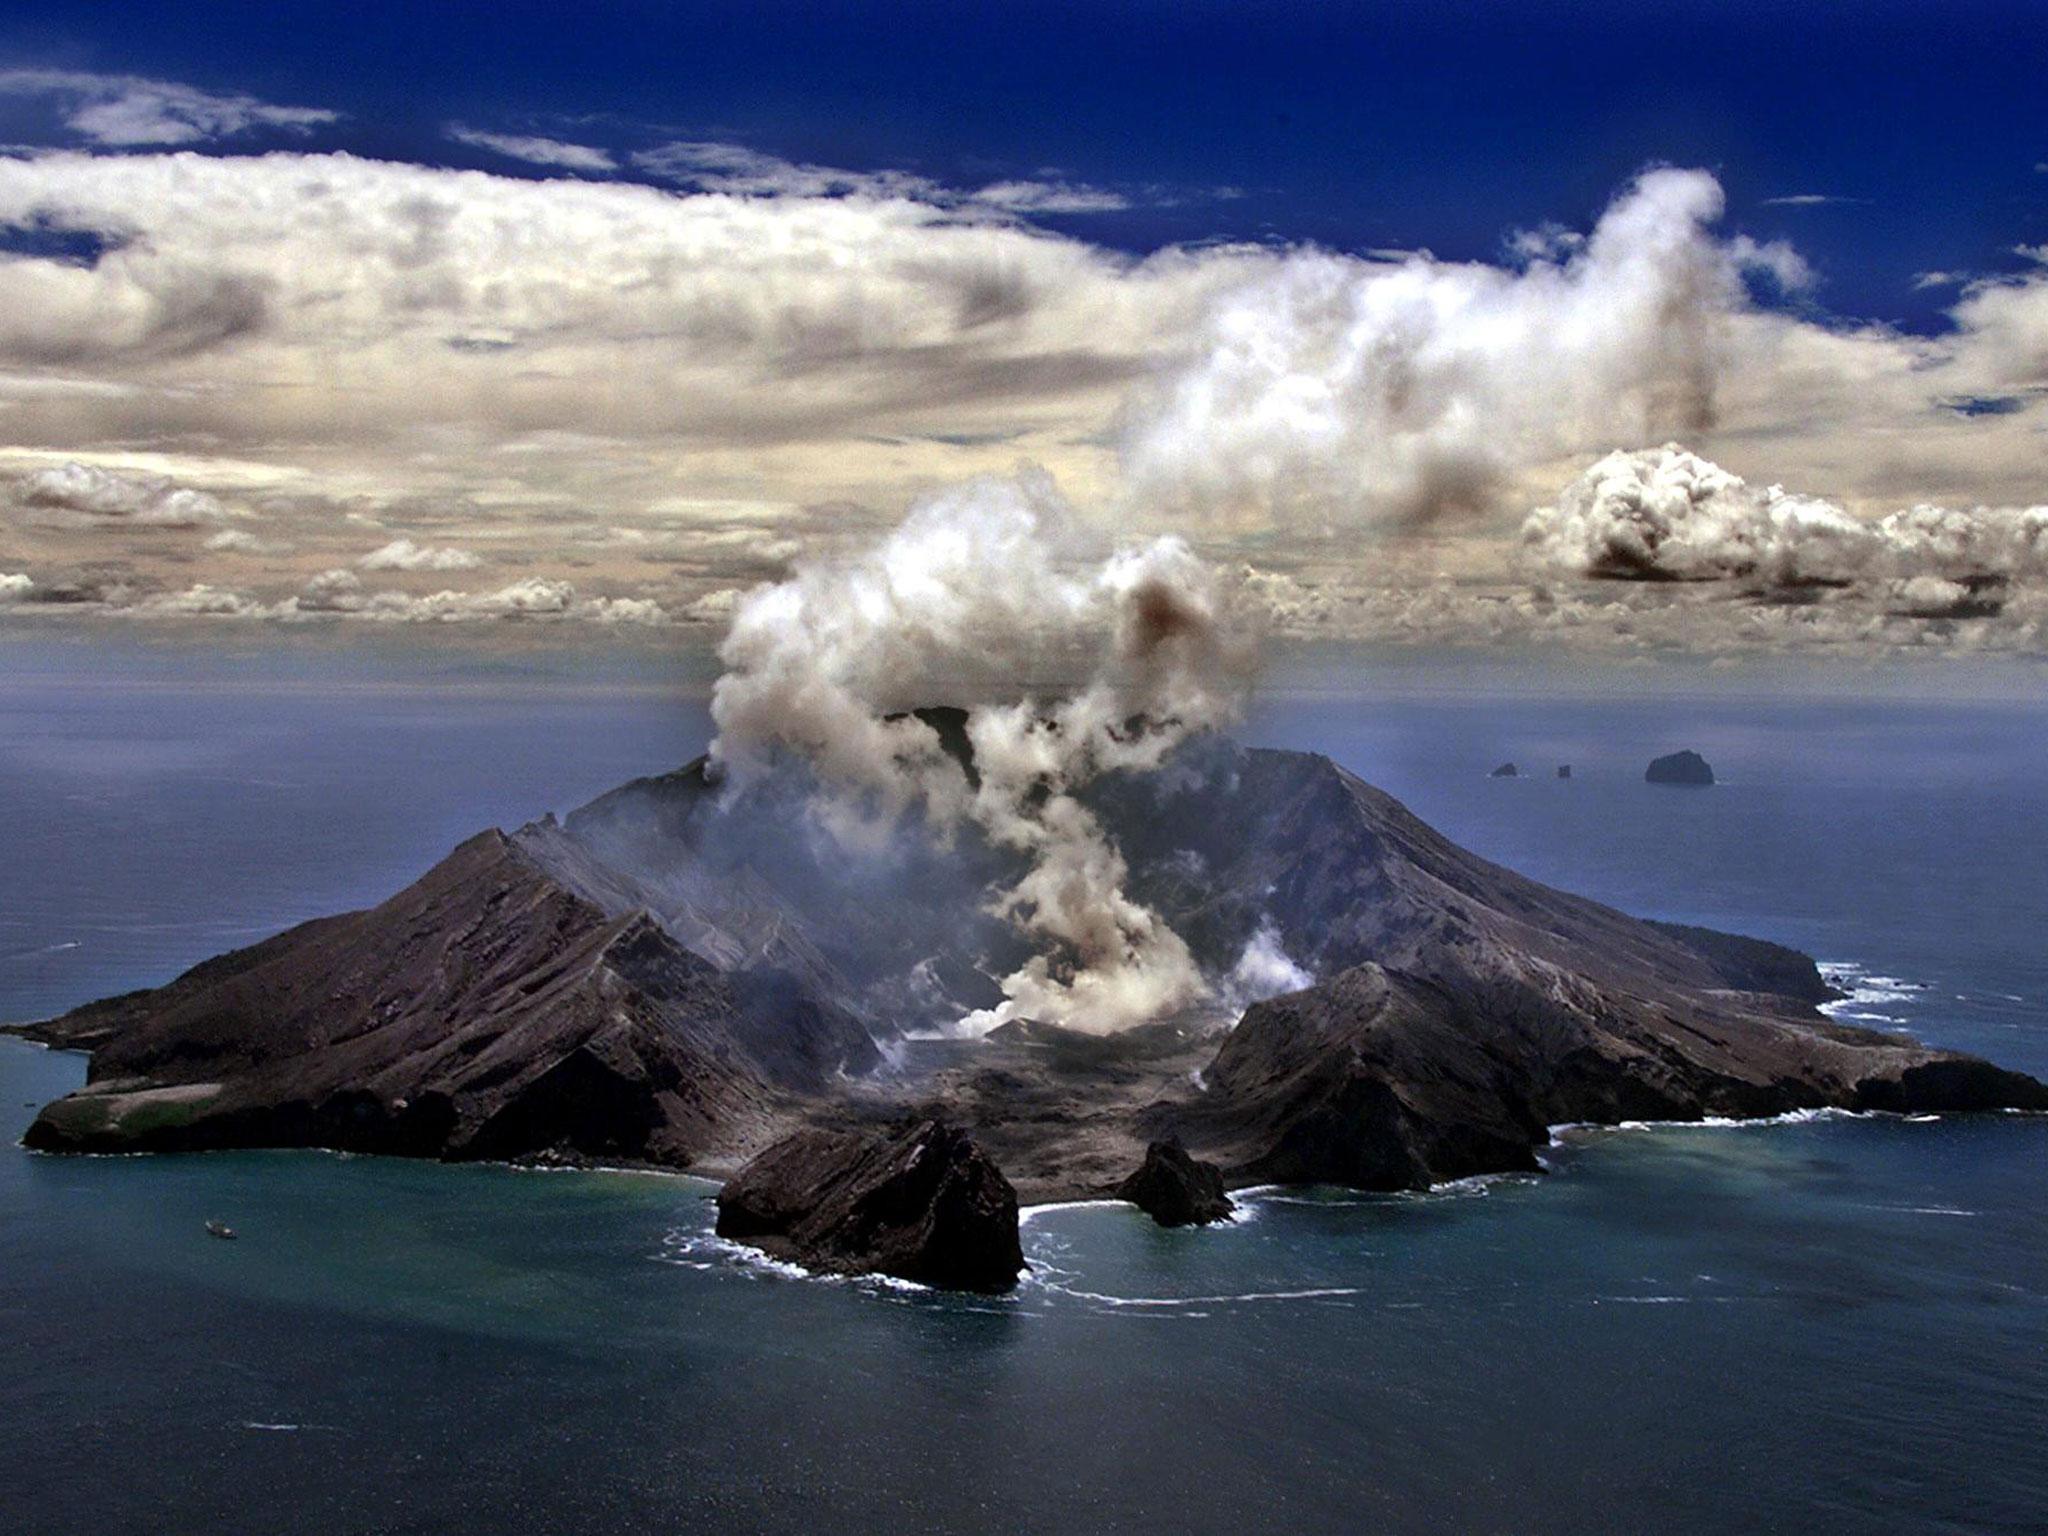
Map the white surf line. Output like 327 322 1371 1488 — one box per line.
656 1229 942 1294
2 940 82 961
1017 1198 1125 1224
1817 958 1931 1025
1549 1106 1854 1144
1050 1285 1363 1309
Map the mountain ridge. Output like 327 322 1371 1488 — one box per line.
16 736 2044 1199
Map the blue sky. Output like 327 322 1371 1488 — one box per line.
2 0 2043 331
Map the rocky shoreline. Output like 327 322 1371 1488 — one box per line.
15 731 2046 1288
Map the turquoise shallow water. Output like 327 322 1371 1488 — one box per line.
3 666 2047 1533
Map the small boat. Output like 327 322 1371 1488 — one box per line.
204 1220 237 1241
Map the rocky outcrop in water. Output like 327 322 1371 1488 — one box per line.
1116 1138 1233 1226
714 1119 1023 1291
1646 750 1715 785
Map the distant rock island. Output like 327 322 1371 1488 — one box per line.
1646 749 1715 785
1490 762 1519 778
14 717 2044 1290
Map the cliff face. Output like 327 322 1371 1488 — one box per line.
16 736 2044 1198
716 1119 1023 1292
1178 963 2047 1192
21 830 868 1166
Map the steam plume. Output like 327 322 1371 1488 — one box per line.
709 473 1254 1033
1120 169 1805 531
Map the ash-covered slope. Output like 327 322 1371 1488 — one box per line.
21 830 872 1164
16 728 2044 1194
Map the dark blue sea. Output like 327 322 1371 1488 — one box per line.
3 651 2045 1535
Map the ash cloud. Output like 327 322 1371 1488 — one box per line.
708 472 1257 1034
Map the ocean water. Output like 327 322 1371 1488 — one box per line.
2 660 2045 1535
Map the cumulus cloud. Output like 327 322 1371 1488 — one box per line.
139 582 266 616
359 537 483 571
0 69 336 146
711 472 1254 1032
294 567 363 613
1887 575 1988 619
1119 168 1820 532
446 126 616 173
202 527 291 555
683 587 743 625
1523 443 2048 596
281 568 663 625
0 571 32 602
13 461 235 526
1521 444 1875 584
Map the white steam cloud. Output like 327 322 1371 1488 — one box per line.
709 472 1254 1034
1524 443 2048 607
1120 168 1808 531
1220 918 1313 1012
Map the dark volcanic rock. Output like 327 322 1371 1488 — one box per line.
1116 1138 1233 1226
1489 762 1519 778
715 1119 1023 1291
1180 962 2048 1193
19 731 2046 1202
1646 920 1834 1004
18 831 869 1166
1646 749 1715 785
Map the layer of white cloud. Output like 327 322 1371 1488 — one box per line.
12 461 236 526
274 567 665 625
0 69 336 146
446 126 616 173
0 149 1254 476
628 140 1141 216
203 527 292 555
0 125 2039 661
359 537 483 571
